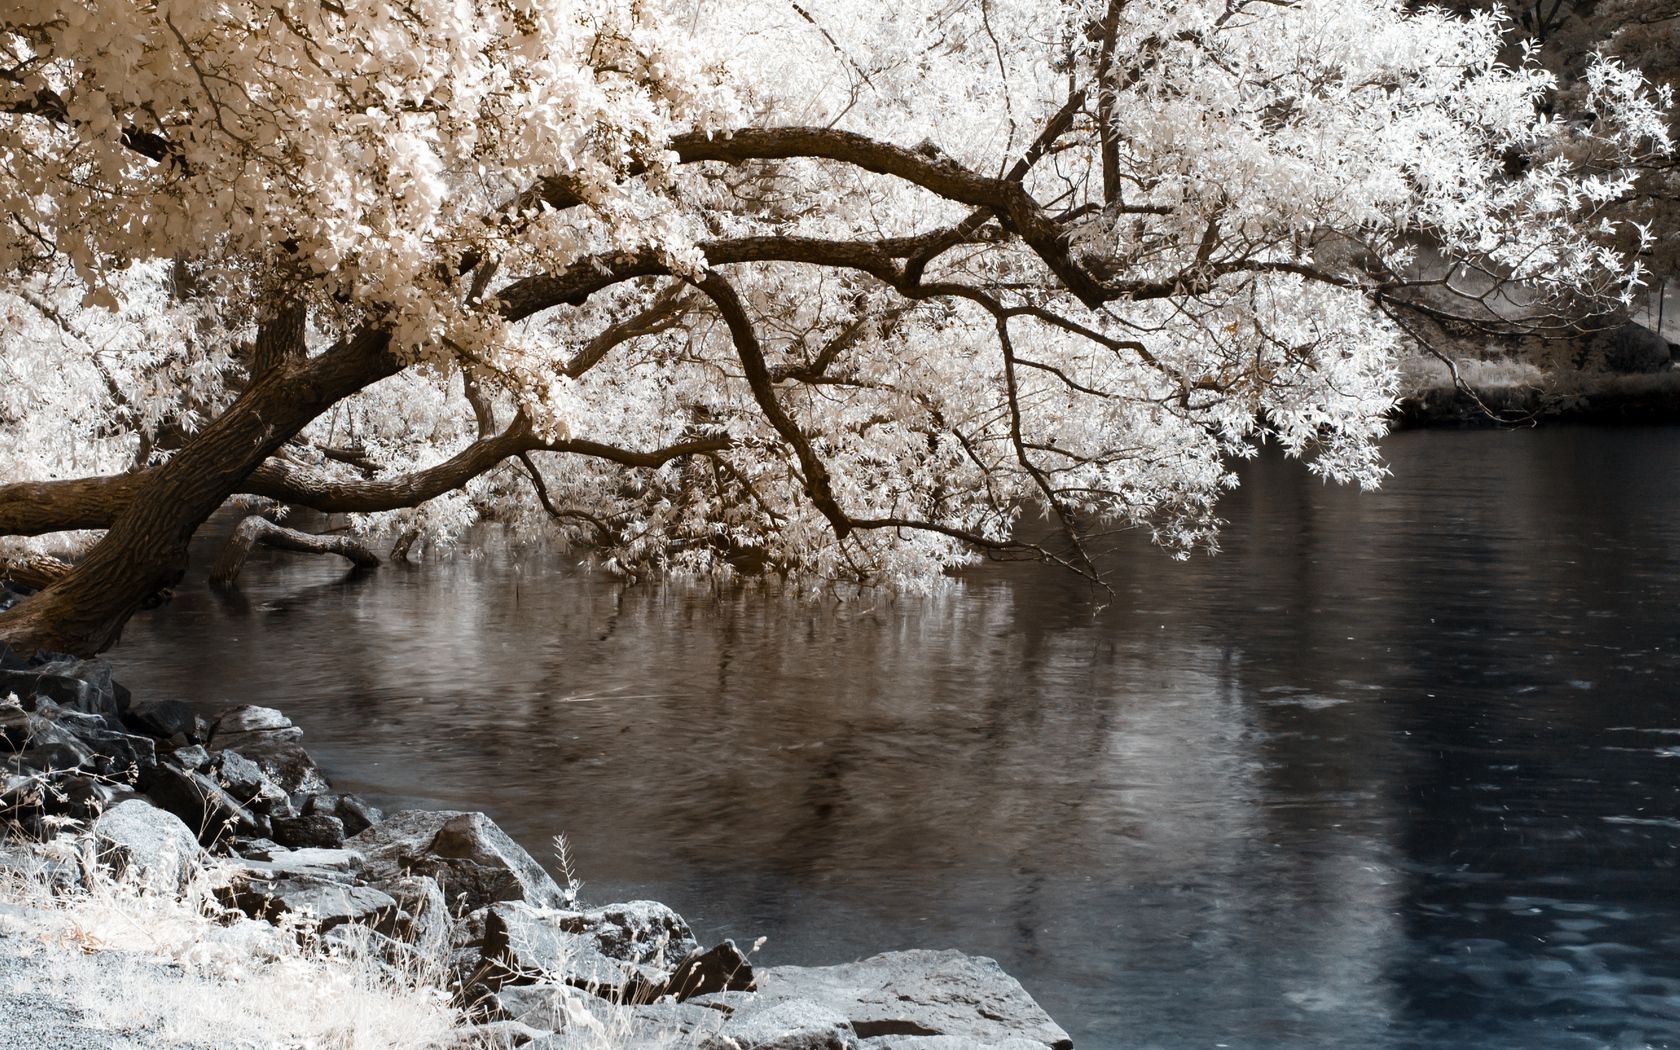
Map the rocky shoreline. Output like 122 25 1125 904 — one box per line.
0 628 1073 1050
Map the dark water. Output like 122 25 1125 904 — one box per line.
110 428 1680 1049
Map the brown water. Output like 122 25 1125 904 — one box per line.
111 428 1680 1049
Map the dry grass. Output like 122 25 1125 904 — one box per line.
0 826 702 1049
0 830 467 1050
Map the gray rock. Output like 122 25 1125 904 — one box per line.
859 1038 1051 1050
123 698 202 741
384 873 452 960
302 792 380 834
480 899 700 1000
50 774 139 819
499 987 725 1045
230 845 363 881
69 725 157 778
665 939 756 1000
0 659 120 719
204 706 327 795
444 1020 552 1048
91 799 204 888
271 813 347 849
140 763 262 844
168 744 210 771
4 711 97 772
703 997 859 1050
349 810 565 914
211 705 297 738
753 951 1071 1050
228 873 398 932
335 793 383 836
214 749 289 811
231 738 329 796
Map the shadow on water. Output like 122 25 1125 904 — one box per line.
110 428 1680 1050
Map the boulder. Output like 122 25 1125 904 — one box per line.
752 951 1072 1050
270 813 346 849
701 997 859 1050
1 710 95 772
13 720 97 774
168 744 211 771
497 987 726 1045
229 845 364 881
140 763 263 844
237 738 329 796
91 799 204 889
443 1020 551 1048
228 873 398 932
67 725 157 779
214 750 291 813
207 705 329 796
349 810 565 914
383 873 452 959
211 705 299 741
859 1038 1051 1050
335 794 383 836
122 698 203 741
665 939 756 1000
0 657 122 719
48 774 140 818
478 899 698 1000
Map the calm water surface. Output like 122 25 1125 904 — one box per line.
112 428 1680 1049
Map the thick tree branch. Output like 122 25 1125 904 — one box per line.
692 272 853 540
669 127 1111 307
0 554 72 591
209 515 380 586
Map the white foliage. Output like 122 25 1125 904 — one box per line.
0 0 1668 584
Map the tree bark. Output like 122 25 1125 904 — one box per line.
0 554 72 591
0 326 399 655
209 515 380 585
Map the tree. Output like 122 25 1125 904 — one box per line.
1438 0 1678 275
0 0 1668 656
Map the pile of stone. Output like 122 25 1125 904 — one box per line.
0 644 1073 1050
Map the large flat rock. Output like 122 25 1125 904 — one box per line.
753 950 1071 1050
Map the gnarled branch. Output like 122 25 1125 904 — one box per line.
209 515 380 586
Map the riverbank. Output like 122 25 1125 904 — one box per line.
1392 370 1680 427
0 638 1074 1049
1391 318 1680 428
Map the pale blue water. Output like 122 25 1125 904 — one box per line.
113 428 1680 1049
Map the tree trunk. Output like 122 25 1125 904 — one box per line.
0 326 399 655
209 515 380 585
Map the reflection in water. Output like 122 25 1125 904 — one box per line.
112 428 1680 1049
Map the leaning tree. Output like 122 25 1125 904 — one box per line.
0 0 1668 655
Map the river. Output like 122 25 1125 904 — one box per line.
111 427 1680 1049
